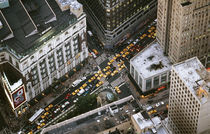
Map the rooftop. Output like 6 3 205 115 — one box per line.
0 0 82 58
173 57 210 104
1 63 23 92
132 112 169 134
130 42 172 78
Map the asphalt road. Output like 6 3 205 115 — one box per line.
23 17 159 134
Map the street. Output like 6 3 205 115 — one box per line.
19 17 168 134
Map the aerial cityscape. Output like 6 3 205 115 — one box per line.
0 0 209 134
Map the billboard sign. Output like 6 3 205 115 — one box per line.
12 85 26 109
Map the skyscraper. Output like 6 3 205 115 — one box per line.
79 0 157 48
168 57 210 134
157 0 209 66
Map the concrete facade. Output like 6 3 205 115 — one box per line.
0 0 88 115
130 42 171 92
79 0 157 48
157 0 210 66
168 57 210 134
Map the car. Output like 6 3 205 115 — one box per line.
155 102 161 107
82 83 87 88
88 79 92 83
113 70 118 74
72 92 76 96
116 54 120 57
95 73 99 77
54 108 60 114
99 73 103 77
97 70 102 74
91 76 96 80
115 86 121 94
107 62 112 65
64 101 70 106
77 89 85 96
73 98 79 103
106 71 111 75
92 49 98 55
98 81 104 85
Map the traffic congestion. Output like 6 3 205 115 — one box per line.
23 20 157 134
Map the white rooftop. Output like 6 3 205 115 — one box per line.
173 57 210 104
132 112 153 130
130 42 171 78
132 112 169 134
3 72 23 92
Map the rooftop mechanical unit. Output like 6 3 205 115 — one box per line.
0 0 9 9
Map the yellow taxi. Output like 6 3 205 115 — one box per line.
113 56 117 60
98 81 104 85
117 61 124 67
151 26 155 30
95 73 99 77
40 123 45 127
123 48 128 52
88 79 92 83
148 34 151 38
129 43 134 47
91 76 96 80
97 76 101 80
44 112 49 116
41 115 45 119
98 70 102 74
116 54 120 57
96 83 100 87
110 59 114 63
28 131 33 134
72 92 76 96
140 36 144 40
148 110 157 115
45 107 49 111
106 71 111 76
125 52 129 55
82 83 87 88
75 89 80 93
48 104 53 108
120 64 125 69
114 86 121 94
99 73 103 77
37 126 41 130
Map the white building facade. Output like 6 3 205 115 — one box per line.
0 0 88 115
130 42 171 92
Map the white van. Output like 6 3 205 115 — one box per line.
77 89 85 96
72 77 86 87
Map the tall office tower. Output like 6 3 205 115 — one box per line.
157 0 209 66
79 0 157 48
0 0 88 116
168 57 210 134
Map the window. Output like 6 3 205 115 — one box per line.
161 73 167 83
154 76 159 87
146 79 152 90
138 76 142 88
